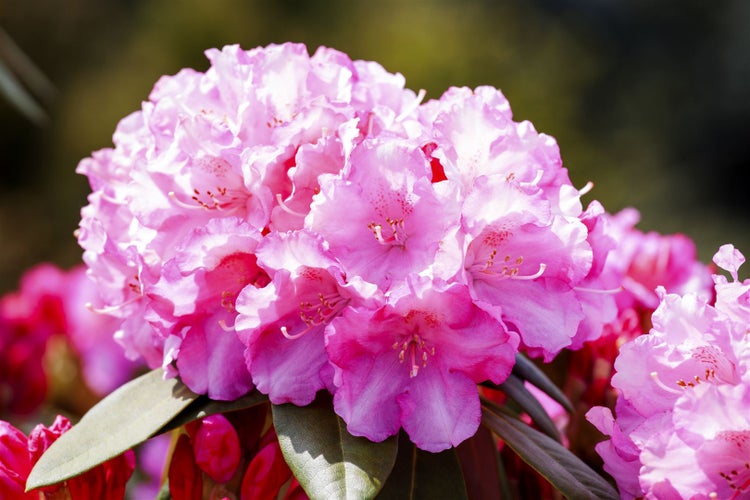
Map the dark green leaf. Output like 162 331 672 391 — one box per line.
498 373 561 442
157 389 268 434
455 424 501 500
481 401 618 500
272 393 398 500
27 368 198 491
512 353 573 414
377 431 467 500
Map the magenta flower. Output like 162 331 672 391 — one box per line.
147 217 268 399
326 277 518 452
306 138 458 289
235 230 378 405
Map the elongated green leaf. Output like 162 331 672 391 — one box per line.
481 402 618 500
498 373 561 442
27 368 198 491
272 394 398 500
377 431 467 499
512 353 573 414
158 389 268 434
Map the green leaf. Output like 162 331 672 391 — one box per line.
512 353 573 414
377 431 468 500
27 368 198 491
157 389 268 434
481 401 618 500
272 393 398 500
497 373 562 442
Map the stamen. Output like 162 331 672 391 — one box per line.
650 371 682 395
530 169 544 186
578 181 594 196
100 191 127 205
169 191 207 210
281 324 313 340
396 333 436 378
218 319 235 332
396 89 427 122
275 193 306 217
86 296 140 314
573 285 623 294
511 263 547 281
281 291 349 340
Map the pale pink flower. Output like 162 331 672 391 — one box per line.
306 138 458 289
326 277 518 452
235 230 379 405
461 180 593 359
589 245 750 499
146 217 268 400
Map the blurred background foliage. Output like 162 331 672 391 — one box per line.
2 0 749 292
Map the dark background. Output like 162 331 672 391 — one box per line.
2 0 749 292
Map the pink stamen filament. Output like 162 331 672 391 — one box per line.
649 371 683 395
392 333 436 378
218 319 235 332
280 292 348 340
275 193 306 217
168 189 242 212
573 285 623 294
396 89 426 122
472 252 546 281
368 218 407 246
86 296 140 314
578 181 594 196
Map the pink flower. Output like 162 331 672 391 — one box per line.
306 138 458 289
147 217 269 400
326 277 518 452
588 245 750 498
235 230 378 405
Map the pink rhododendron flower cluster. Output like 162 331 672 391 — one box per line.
77 42 618 451
588 244 750 499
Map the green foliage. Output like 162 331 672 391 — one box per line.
378 431 468 500
481 400 618 500
26 368 197 490
26 366 616 498
272 394 398 500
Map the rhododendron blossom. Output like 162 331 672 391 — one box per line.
327 278 518 452
76 41 618 450
588 244 750 499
